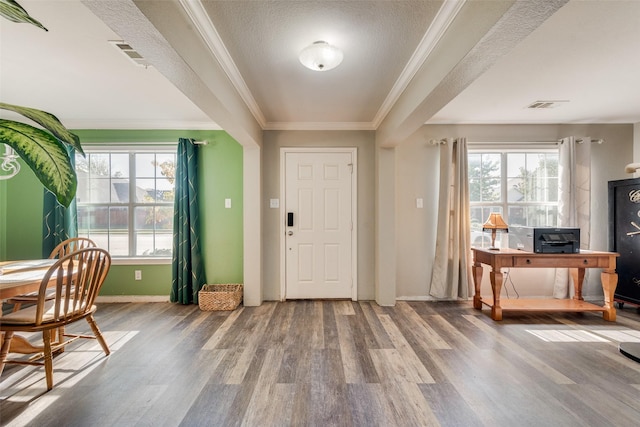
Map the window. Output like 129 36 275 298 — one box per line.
468 148 558 246
75 147 176 257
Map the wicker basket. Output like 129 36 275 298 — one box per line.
198 284 243 311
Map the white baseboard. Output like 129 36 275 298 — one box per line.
96 295 170 303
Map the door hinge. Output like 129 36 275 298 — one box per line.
348 163 353 174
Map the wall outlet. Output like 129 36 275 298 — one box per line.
225 198 231 208
135 270 142 281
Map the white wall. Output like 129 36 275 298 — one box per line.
261 130 376 301
395 123 634 300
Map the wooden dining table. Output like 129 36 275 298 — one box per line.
1 259 61 355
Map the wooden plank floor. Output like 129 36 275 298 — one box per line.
2 300 640 426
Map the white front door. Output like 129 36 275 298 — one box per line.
283 149 356 299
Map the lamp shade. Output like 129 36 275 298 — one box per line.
482 212 508 250
299 41 343 71
482 212 509 231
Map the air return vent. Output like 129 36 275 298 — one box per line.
527 100 569 109
109 40 150 68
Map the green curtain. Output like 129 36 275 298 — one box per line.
171 138 206 304
42 147 77 258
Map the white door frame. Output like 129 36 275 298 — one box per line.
279 147 358 301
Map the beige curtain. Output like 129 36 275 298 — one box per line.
429 138 473 299
553 136 591 298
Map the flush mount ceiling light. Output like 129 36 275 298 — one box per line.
299 41 343 71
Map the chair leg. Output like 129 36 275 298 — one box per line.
0 331 15 376
11 302 22 312
42 329 54 391
54 326 66 354
86 315 110 356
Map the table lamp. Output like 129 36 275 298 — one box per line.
482 212 509 250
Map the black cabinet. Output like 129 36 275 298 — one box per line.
608 178 640 306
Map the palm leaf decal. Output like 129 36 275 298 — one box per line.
0 120 76 207
0 0 47 31
0 103 83 155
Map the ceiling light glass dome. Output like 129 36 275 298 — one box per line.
299 41 343 72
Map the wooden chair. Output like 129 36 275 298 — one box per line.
48 237 97 260
6 237 97 311
0 248 112 391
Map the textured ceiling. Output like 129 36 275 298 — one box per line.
1 0 639 137
202 0 442 124
429 0 640 124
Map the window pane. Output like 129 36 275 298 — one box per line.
110 153 129 178
77 148 174 257
88 178 111 203
112 179 130 203
136 153 156 177
507 177 524 202
89 153 110 178
548 177 558 201
526 205 550 227
469 153 501 202
109 207 129 256
157 178 175 202
468 154 482 202
153 233 173 257
470 149 559 244
136 178 157 203
507 153 525 177
155 206 173 231
470 206 485 231
507 206 527 226
155 153 176 180
134 206 173 256
481 153 501 202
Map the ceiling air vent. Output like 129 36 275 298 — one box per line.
109 40 151 68
527 100 569 109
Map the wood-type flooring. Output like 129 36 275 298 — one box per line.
1 300 640 426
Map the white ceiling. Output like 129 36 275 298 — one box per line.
1 0 639 135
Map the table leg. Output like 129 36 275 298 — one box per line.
571 268 585 301
489 269 503 321
601 268 618 321
472 261 484 310
0 331 14 375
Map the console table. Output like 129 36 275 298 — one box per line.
471 248 619 321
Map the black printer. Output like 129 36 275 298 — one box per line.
509 226 580 253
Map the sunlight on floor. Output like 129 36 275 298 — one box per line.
526 328 640 343
1 330 138 427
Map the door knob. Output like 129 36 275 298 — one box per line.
288 231 294 236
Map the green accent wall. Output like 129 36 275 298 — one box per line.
1 130 243 297
0 179 7 260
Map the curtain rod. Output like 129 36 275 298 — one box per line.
467 140 560 147
193 140 208 145
468 138 604 146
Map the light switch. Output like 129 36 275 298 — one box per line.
225 198 231 208
270 198 280 208
416 198 424 208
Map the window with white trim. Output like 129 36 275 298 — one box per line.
468 148 559 247
75 146 176 257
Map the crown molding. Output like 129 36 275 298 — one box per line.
178 0 463 133
179 0 267 128
63 119 222 130
372 0 466 128
264 121 376 131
